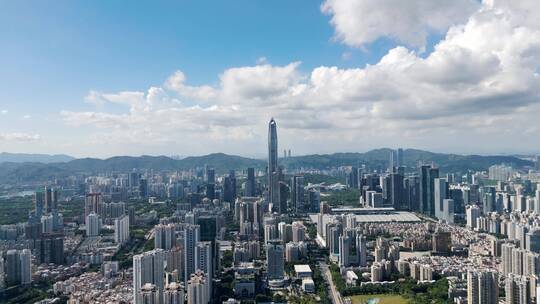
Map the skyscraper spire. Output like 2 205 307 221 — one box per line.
268 118 280 212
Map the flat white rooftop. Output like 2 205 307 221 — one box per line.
294 264 312 274
309 210 421 223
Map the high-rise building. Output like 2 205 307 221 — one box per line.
488 164 514 181
129 171 141 188
308 189 321 213
371 263 383 282
420 165 439 216
41 214 54 234
502 243 515 276
279 179 289 214
338 235 351 267
390 172 404 210
133 249 166 304
441 199 455 224
291 175 305 213
140 178 149 198
5 250 20 286
505 274 530 304
347 167 359 189
434 178 448 220
432 230 452 254
195 241 213 295
526 229 540 253
223 172 237 204
163 282 185 304
187 271 209 304
155 223 176 250
5 249 31 287
34 191 45 218
277 222 292 244
396 148 404 167
246 167 256 197
184 225 200 281
264 223 278 243
466 205 481 230
114 215 130 244
85 193 102 217
128 206 136 226
205 168 215 200
292 222 306 242
44 186 59 213
467 270 498 304
267 118 280 213
356 234 367 267
266 241 284 280
19 249 31 285
481 187 496 214
137 283 160 304
389 150 397 172
86 212 101 237
36 236 64 264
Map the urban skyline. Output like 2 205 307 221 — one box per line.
3 1 540 304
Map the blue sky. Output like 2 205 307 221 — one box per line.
0 0 390 112
1 0 540 158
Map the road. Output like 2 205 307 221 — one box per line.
319 262 344 304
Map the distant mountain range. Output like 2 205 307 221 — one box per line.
281 148 533 173
0 152 75 163
0 149 533 184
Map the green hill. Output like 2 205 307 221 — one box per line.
0 149 532 184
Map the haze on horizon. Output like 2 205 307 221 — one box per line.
2 0 540 158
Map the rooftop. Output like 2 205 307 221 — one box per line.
294 264 312 274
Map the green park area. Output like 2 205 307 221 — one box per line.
351 294 408 304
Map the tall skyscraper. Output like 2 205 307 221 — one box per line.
246 167 256 196
419 165 439 216
396 148 404 167
223 171 236 203
187 271 209 304
44 186 59 213
114 215 130 244
195 241 213 296
85 193 102 217
266 241 284 280
308 189 321 213
338 235 351 267
390 172 404 210
163 282 185 304
139 178 149 198
434 178 448 220
505 274 530 304
389 150 397 172
184 225 200 281
35 235 64 265
347 167 359 189
19 249 31 286
466 205 481 230
267 118 280 212
155 223 176 250
5 249 32 287
86 212 101 237
34 191 44 218
133 249 166 304
356 234 367 267
205 168 215 200
291 175 305 213
467 270 498 304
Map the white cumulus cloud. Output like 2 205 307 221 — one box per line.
321 0 479 48
60 0 540 155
